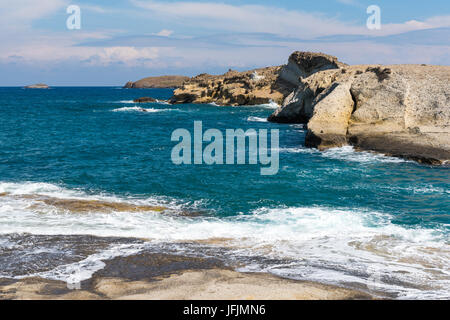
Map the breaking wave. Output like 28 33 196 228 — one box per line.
0 181 448 299
112 106 169 113
247 116 268 122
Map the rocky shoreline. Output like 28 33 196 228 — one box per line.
169 67 295 105
0 250 373 300
169 51 450 165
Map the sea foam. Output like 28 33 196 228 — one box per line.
112 106 166 113
0 181 448 299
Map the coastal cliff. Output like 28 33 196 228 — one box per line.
124 75 190 88
169 52 346 106
269 60 450 164
169 51 450 164
170 67 293 105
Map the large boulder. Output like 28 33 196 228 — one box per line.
305 81 355 149
268 52 346 123
278 51 346 87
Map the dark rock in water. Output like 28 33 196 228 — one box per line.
133 97 157 103
24 83 49 89
89 251 225 282
124 76 190 89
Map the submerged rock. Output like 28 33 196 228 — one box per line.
29 196 166 213
1 193 206 216
124 76 190 89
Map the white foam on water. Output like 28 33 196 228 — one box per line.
278 146 410 164
260 100 280 109
155 99 171 105
247 116 268 123
116 100 170 105
321 146 408 163
249 100 280 109
383 185 450 195
0 181 448 298
21 243 145 285
278 147 315 154
112 106 168 113
207 100 278 109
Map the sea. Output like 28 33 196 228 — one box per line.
0 87 448 299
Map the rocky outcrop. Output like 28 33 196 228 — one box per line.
170 52 345 106
269 62 450 164
170 67 296 106
24 83 49 89
268 52 347 123
133 97 157 103
278 51 347 88
124 76 190 89
166 50 449 164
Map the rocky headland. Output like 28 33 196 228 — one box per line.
170 66 299 105
171 51 450 164
124 75 190 89
269 56 450 165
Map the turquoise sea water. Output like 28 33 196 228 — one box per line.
0 87 448 298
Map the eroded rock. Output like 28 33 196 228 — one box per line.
170 66 294 106
269 63 450 164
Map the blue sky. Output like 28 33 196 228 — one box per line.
1 0 449 85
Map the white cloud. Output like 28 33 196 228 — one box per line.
0 43 161 67
83 5 108 14
0 0 68 30
131 0 367 38
132 0 450 37
336 0 360 6
86 46 160 66
369 16 450 35
155 29 174 37
0 0 449 83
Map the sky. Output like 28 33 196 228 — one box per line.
0 0 449 85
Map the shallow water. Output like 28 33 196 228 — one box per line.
0 87 448 299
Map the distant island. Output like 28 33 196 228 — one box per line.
124 75 190 89
24 83 49 89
